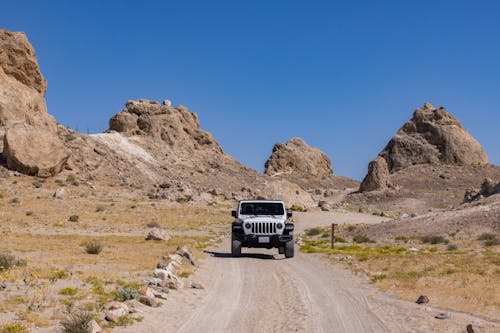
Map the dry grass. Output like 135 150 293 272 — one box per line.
301 232 500 319
0 175 231 330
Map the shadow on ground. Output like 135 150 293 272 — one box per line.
204 250 280 260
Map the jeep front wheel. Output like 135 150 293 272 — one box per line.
231 235 242 257
284 240 294 258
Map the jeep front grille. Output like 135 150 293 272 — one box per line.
250 222 277 235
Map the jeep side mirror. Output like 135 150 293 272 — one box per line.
287 210 293 218
231 210 237 218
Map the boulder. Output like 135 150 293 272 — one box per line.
0 30 69 177
3 125 70 177
416 295 429 304
138 295 161 307
145 228 171 241
53 187 70 199
176 246 196 265
360 157 392 192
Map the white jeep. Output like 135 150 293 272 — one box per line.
231 200 294 258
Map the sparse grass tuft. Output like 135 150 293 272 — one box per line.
59 287 78 296
305 227 321 236
370 274 387 282
334 237 347 243
353 234 374 243
1 323 29 333
84 241 103 255
66 174 77 182
290 204 305 212
60 310 93 333
180 271 192 278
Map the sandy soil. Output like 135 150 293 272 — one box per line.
115 211 498 333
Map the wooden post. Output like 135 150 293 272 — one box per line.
331 223 336 249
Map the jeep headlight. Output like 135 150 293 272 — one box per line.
244 223 252 229
276 223 284 230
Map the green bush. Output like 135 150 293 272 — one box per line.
59 287 78 296
68 215 79 222
114 286 139 301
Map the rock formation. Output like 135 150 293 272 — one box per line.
265 137 334 178
264 137 357 191
359 156 392 192
360 103 489 192
0 29 69 176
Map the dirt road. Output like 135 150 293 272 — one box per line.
118 211 494 333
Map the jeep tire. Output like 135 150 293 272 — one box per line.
284 240 294 258
231 235 242 257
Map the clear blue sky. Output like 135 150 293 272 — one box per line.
2 1 499 180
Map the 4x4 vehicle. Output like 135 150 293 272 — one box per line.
231 200 294 258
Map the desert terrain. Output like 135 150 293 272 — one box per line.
0 29 499 333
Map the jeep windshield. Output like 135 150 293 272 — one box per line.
239 202 285 216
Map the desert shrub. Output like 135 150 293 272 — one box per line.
180 271 191 278
95 206 105 212
1 323 29 333
370 274 387 282
478 233 498 241
394 236 409 242
346 225 356 232
421 235 448 244
64 134 76 142
305 228 322 236
60 311 93 333
353 234 372 243
0 253 26 271
49 269 69 281
334 237 347 243
130 204 137 209
290 204 305 212
484 239 500 247
10 197 20 204
68 215 79 222
446 244 458 251
54 179 64 185
32 181 42 188
71 180 80 186
146 221 160 228
25 211 33 216
66 174 77 182
114 286 139 301
84 241 103 255
59 287 78 296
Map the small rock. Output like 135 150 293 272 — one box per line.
90 319 102 333
105 313 119 323
162 99 172 107
177 246 196 265
103 301 130 313
138 295 161 307
152 289 169 300
466 324 475 333
138 286 155 298
191 282 204 289
400 213 409 219
53 187 70 199
435 312 451 319
146 228 171 241
416 295 429 304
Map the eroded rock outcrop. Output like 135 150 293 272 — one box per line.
360 103 489 192
109 99 222 153
0 29 68 176
265 137 334 178
359 156 392 192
